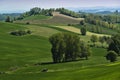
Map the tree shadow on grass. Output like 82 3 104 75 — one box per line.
34 58 87 66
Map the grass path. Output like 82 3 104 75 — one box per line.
55 26 110 37
24 25 59 37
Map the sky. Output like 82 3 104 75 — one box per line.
0 0 120 13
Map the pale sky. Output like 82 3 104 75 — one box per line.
0 0 120 13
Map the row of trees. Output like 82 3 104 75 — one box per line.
84 12 120 33
17 7 53 20
90 35 111 46
78 22 119 35
56 8 80 18
49 33 91 63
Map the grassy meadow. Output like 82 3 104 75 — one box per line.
0 12 120 80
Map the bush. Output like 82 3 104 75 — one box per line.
26 22 30 25
68 24 71 26
10 30 32 36
41 68 48 72
27 30 32 34
106 51 118 62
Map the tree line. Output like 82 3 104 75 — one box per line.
84 12 120 33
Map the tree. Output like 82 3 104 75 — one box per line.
80 20 85 25
49 33 66 63
80 41 91 60
99 37 105 47
114 10 119 23
64 33 80 61
80 26 87 35
108 34 120 55
90 35 98 46
106 51 117 62
5 16 11 22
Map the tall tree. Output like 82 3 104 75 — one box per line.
90 35 98 46
64 33 80 61
99 37 105 47
80 41 91 60
108 34 120 55
5 16 11 22
49 33 65 63
80 26 87 36
114 10 119 23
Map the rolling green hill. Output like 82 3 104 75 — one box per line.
0 21 120 80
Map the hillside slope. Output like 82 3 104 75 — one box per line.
15 12 83 25
0 22 120 80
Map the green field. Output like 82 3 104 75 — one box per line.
23 15 51 20
0 21 120 80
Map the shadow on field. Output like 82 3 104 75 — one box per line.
34 58 87 66
34 62 54 66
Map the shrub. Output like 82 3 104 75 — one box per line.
106 51 118 62
27 30 32 34
26 22 30 25
41 68 48 72
10 30 32 36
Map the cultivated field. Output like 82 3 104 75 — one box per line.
15 12 83 25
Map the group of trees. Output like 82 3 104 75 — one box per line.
56 8 80 18
84 12 120 33
0 13 20 22
17 7 54 20
17 7 81 20
49 33 91 63
89 34 120 62
90 35 111 48
5 16 17 23
10 30 31 36
49 33 120 63
106 34 120 62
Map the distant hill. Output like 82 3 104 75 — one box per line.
0 13 21 21
96 11 113 15
68 6 120 13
